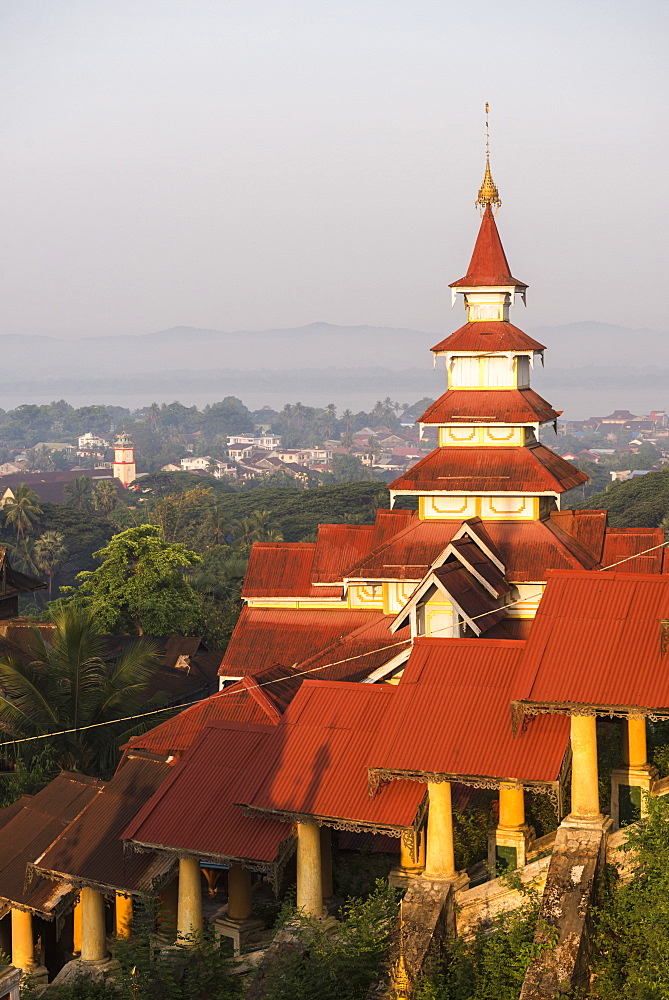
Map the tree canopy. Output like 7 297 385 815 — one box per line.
72 525 202 635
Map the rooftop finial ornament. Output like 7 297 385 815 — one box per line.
475 102 502 215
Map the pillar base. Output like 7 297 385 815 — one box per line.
418 870 469 891
488 824 535 873
561 812 609 830
388 866 425 888
610 765 658 830
20 965 48 985
214 915 265 956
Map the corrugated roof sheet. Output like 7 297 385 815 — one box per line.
512 570 669 712
123 723 292 866
601 528 666 573
368 638 569 783
246 683 426 829
345 517 599 584
124 663 291 757
430 322 545 355
291 615 411 682
32 758 173 895
389 445 588 495
0 773 102 912
219 607 385 676
417 388 558 426
242 543 340 599
449 206 528 288
548 510 608 564
311 524 375 584
432 563 507 633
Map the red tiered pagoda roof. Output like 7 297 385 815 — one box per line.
449 204 527 288
431 321 545 355
388 444 588 495
417 388 559 426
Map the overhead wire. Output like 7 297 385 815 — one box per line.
1 534 667 749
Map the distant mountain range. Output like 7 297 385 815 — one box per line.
2 321 667 418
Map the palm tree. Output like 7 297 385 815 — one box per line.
7 538 40 575
3 484 42 540
0 605 161 774
230 510 283 551
342 409 353 432
64 477 93 511
92 480 118 515
34 532 68 599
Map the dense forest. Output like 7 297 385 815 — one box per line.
568 464 669 528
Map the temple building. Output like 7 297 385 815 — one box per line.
0 155 667 990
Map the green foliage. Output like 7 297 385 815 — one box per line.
71 525 202 636
331 453 375 483
568 465 669 528
0 745 58 807
0 603 161 774
589 794 669 999
415 899 544 1000
64 476 94 511
262 881 398 1000
2 482 42 538
22 908 242 999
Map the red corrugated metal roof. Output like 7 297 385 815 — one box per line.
601 528 665 573
246 683 426 829
449 206 528 288
370 508 416 548
32 758 173 895
219 607 385 676
310 524 375 584
291 615 411 682
0 773 102 912
124 665 291 756
548 510 608 563
123 722 293 865
368 638 569 783
417 389 559 426
431 322 545 355
389 445 588 495
345 517 600 583
242 543 341 599
432 563 507 632
512 570 669 712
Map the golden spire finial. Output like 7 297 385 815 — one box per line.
475 102 502 214
390 901 412 1000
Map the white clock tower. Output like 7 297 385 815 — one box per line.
113 432 136 487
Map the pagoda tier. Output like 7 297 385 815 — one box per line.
389 444 587 504
431 321 545 356
450 204 527 290
418 388 559 427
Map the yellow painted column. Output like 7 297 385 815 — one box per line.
296 821 323 917
399 829 425 874
177 857 203 942
499 782 525 829
570 715 602 821
115 892 133 939
623 716 647 768
424 781 456 879
73 894 83 955
320 826 334 899
80 887 108 964
227 865 253 922
11 908 34 971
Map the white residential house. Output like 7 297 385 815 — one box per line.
78 432 110 450
227 434 281 450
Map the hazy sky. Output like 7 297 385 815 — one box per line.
1 0 667 340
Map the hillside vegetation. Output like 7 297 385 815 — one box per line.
567 466 669 528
